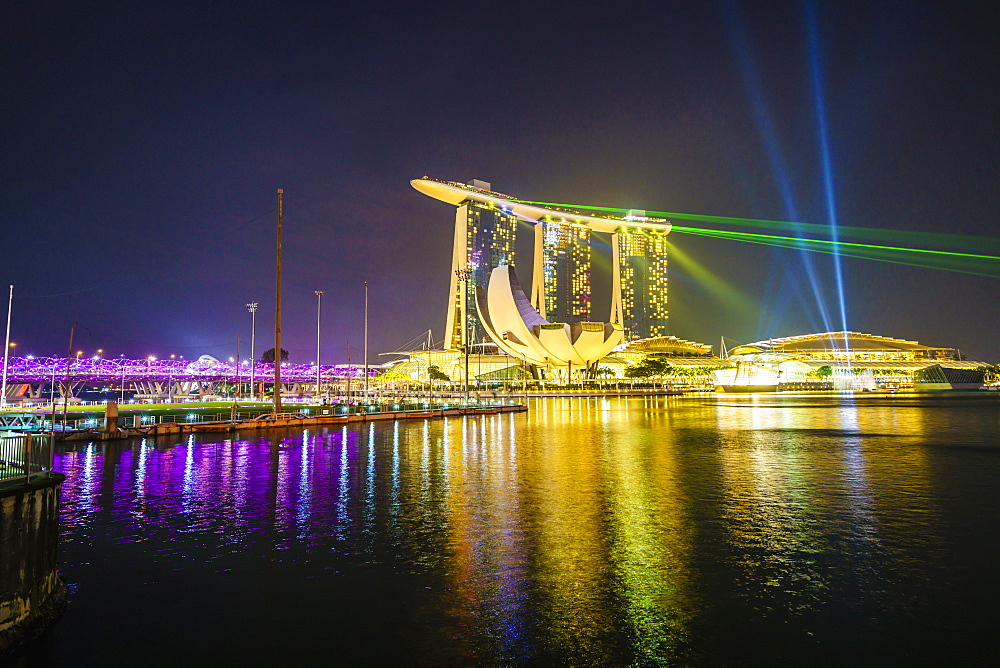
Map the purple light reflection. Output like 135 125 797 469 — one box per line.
0 356 373 384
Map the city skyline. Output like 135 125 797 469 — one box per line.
1 2 996 361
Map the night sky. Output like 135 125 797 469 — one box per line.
3 1 997 363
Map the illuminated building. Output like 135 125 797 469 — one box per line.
728 331 966 364
411 178 672 352
442 190 519 349
477 265 623 371
534 219 591 324
718 331 991 391
612 217 670 340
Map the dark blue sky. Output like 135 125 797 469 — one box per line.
2 1 997 362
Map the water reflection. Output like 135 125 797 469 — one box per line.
43 394 1000 665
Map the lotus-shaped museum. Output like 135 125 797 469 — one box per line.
476 265 624 370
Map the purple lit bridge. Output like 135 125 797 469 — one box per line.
1 357 369 403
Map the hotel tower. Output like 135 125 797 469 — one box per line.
411 178 672 349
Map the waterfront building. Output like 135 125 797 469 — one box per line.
411 178 673 351
535 219 591 324
476 265 623 372
612 220 670 340
719 331 992 391
728 331 970 364
441 186 520 349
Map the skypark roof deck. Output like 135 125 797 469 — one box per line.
411 177 672 234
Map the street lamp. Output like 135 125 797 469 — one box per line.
1 285 12 410
454 267 473 404
0 342 14 410
315 290 324 402
363 281 369 405
247 302 258 401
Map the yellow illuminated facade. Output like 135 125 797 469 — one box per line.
414 178 673 354
445 199 519 349
537 220 591 324
613 227 670 341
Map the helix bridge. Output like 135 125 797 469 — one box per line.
1 356 364 404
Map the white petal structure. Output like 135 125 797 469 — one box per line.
476 265 624 368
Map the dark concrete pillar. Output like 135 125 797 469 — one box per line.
0 474 67 656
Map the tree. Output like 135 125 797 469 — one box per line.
260 348 289 363
428 365 450 381
624 357 669 378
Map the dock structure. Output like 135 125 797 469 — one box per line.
52 404 529 442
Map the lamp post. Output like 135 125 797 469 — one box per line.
50 361 58 432
363 281 369 405
1 285 12 410
247 302 258 401
465 325 472 404
62 323 77 432
454 267 473 404
315 290 324 402
235 334 241 401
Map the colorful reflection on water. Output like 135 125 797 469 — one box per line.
16 394 1000 665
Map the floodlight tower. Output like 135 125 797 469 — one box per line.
247 302 259 401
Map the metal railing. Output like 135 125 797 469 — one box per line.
0 433 55 486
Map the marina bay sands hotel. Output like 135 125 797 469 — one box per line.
412 177 672 349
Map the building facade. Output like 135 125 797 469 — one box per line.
532 219 591 324
413 178 672 352
444 197 519 349
612 225 670 340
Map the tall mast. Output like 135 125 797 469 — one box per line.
274 188 283 414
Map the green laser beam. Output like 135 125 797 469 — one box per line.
522 200 1000 252
670 225 1000 261
679 232 993 276
673 227 1000 278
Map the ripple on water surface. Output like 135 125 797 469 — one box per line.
13 394 1000 665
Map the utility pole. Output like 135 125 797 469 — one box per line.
315 290 324 402
274 188 283 415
